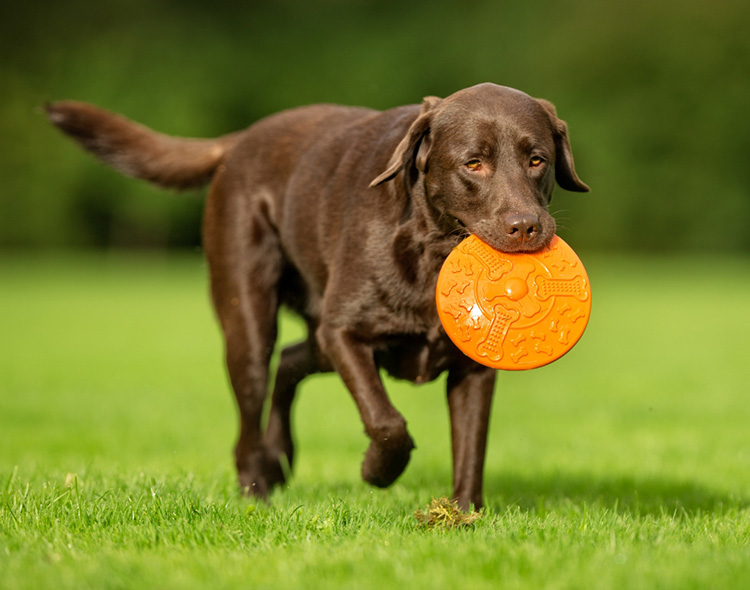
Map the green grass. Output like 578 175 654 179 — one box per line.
2 252 750 589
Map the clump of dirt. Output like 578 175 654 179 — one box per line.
414 497 481 530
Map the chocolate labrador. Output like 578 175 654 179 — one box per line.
47 83 588 509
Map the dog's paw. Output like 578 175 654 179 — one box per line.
263 448 292 489
236 448 290 499
361 435 415 488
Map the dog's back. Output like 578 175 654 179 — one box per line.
45 101 405 197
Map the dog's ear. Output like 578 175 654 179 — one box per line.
536 99 590 193
370 96 442 187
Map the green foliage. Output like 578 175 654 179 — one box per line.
1 254 750 588
1 0 749 251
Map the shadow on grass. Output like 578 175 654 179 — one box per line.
251 470 747 518
483 471 748 516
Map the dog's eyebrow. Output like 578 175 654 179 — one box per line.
463 141 496 159
510 132 550 155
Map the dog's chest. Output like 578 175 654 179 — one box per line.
375 329 460 384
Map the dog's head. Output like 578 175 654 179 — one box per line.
371 83 589 253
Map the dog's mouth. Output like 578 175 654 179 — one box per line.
494 241 549 254
466 225 553 254
448 215 470 238
448 215 553 254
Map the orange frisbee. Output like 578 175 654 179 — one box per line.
436 235 591 371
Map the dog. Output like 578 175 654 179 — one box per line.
47 83 588 510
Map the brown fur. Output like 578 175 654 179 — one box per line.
47 83 588 509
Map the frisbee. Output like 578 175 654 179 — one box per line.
436 234 591 370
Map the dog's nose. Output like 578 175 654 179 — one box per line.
504 213 540 244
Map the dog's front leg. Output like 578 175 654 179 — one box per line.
318 326 415 487
447 365 497 510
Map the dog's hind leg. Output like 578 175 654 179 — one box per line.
203 168 283 499
263 336 324 486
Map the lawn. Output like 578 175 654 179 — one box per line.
1 251 749 589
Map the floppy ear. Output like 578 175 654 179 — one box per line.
369 96 442 187
536 99 590 193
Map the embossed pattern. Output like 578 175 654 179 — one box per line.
436 235 591 370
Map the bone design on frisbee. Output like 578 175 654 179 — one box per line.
436 235 591 371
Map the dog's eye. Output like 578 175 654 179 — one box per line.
465 159 482 171
530 156 545 168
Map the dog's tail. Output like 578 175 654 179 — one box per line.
45 101 242 190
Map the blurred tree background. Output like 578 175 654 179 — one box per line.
1 0 748 252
